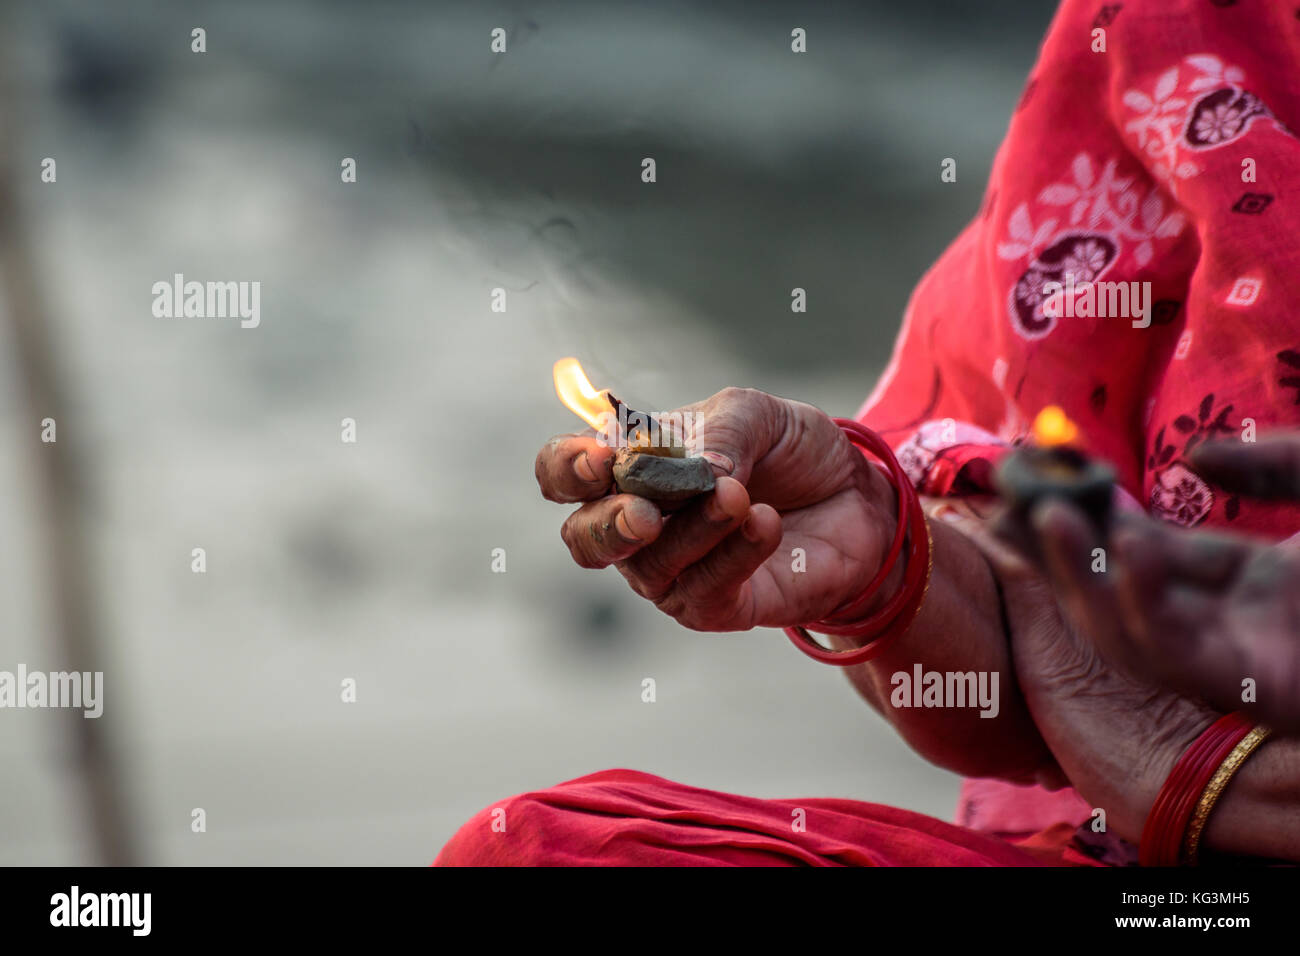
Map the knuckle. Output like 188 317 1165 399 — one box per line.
671 598 728 632
560 518 601 569
714 385 764 411
624 550 676 598
535 452 556 498
623 571 669 601
652 579 736 631
536 437 576 501
673 569 718 608
652 590 686 621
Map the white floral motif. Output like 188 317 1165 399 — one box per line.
1061 239 1110 283
1194 100 1246 144
1124 64 1200 188
1121 54 1278 194
997 153 1185 269
1182 54 1246 93
996 203 1058 262
995 152 1186 340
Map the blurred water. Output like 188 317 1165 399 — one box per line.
0 0 1054 863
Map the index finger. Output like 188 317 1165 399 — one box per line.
535 432 616 503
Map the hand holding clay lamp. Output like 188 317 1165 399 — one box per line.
552 357 715 507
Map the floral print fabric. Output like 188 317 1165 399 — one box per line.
858 0 1300 535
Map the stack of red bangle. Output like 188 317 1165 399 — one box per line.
784 418 931 667
1138 711 1255 866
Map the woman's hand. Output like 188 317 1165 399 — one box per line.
534 387 898 631
1069 510 1300 734
538 396 1067 782
985 434 1300 736
1071 436 1300 733
939 501 1215 842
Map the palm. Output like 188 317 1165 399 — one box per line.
742 487 884 628
688 392 895 631
1119 536 1300 731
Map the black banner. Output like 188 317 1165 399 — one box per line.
1 864 1294 942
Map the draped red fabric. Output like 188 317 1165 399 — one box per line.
440 0 1300 865
434 770 1085 866
860 0 1300 540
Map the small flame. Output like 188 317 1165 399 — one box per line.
553 357 615 432
1032 405 1079 447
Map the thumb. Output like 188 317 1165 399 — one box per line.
688 388 786 486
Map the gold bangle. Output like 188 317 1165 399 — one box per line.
1182 724 1272 865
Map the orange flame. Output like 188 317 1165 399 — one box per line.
1032 405 1079 447
553 357 615 432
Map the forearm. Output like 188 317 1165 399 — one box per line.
1202 736 1300 863
833 484 1054 779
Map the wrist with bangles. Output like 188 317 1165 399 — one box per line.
784 418 933 667
789 423 1273 864
1139 711 1272 865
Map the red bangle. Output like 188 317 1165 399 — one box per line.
1138 712 1255 866
784 419 932 667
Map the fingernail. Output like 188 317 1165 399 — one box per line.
617 498 660 542
614 510 641 542
574 452 597 483
701 451 735 476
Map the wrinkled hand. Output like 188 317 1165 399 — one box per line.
937 500 1215 842
1017 434 1300 733
534 388 898 631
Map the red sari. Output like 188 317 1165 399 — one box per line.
439 0 1300 866
434 770 1097 866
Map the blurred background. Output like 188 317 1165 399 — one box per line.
0 0 1056 864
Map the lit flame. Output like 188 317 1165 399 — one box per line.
553 357 615 432
552 357 686 456
1032 405 1079 447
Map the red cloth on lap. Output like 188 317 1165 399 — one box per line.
435 769 1072 867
